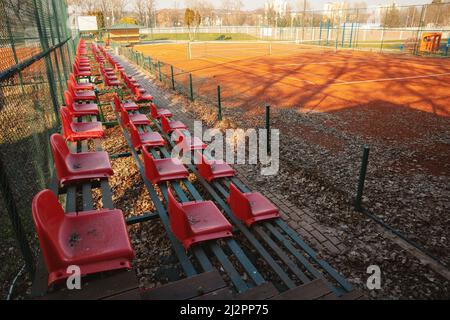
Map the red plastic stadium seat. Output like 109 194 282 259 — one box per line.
129 123 165 150
227 183 280 227
68 81 97 102
113 93 138 112
168 188 233 250
134 87 153 102
70 74 94 91
196 153 235 182
32 190 134 286
60 107 104 141
150 103 172 119
172 129 206 151
120 109 150 127
50 133 113 185
64 91 99 116
142 148 188 184
104 75 121 87
73 63 91 78
161 115 187 133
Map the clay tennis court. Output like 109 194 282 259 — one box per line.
135 42 450 117
135 42 450 163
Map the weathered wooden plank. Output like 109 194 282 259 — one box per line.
271 279 332 300
193 288 234 300
104 288 142 300
235 282 279 300
141 270 226 300
339 289 366 300
41 270 138 300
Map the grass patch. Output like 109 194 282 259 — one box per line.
141 33 257 42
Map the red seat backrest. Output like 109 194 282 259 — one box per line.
120 108 131 127
50 133 72 181
64 91 74 111
150 103 158 118
167 188 190 241
32 189 66 272
142 147 159 182
129 123 141 149
161 115 171 133
113 93 121 112
229 183 251 219
60 107 74 138
69 73 76 84
196 153 213 177
67 81 76 96
73 63 79 74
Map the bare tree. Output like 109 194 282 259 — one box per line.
145 0 157 28
134 0 147 25
221 0 244 25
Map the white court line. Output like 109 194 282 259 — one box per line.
200 56 316 85
331 72 450 86
276 59 370 67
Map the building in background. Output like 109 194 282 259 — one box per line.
265 0 288 16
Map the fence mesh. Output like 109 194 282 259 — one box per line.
0 0 74 298
139 3 450 56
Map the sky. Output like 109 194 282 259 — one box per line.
157 0 430 11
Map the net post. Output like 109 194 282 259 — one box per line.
188 41 192 60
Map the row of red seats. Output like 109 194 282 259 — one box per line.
33 40 134 287
103 49 280 250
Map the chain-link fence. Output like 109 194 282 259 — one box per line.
0 0 75 296
140 3 450 56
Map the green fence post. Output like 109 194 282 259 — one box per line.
355 146 370 211
4 14 24 89
158 61 162 82
33 0 59 118
266 105 271 154
217 85 222 121
171 65 175 90
189 73 194 101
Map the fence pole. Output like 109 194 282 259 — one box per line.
217 85 222 121
189 73 194 101
266 105 271 154
171 65 175 90
158 61 162 82
32 0 59 117
355 146 370 211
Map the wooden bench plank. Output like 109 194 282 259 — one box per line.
141 270 226 300
339 290 366 300
271 279 332 300
193 288 234 300
40 270 138 300
235 282 279 300
104 288 142 300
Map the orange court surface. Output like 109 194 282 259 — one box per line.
135 42 450 118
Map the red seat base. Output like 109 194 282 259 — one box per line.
227 183 280 227
61 151 113 185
